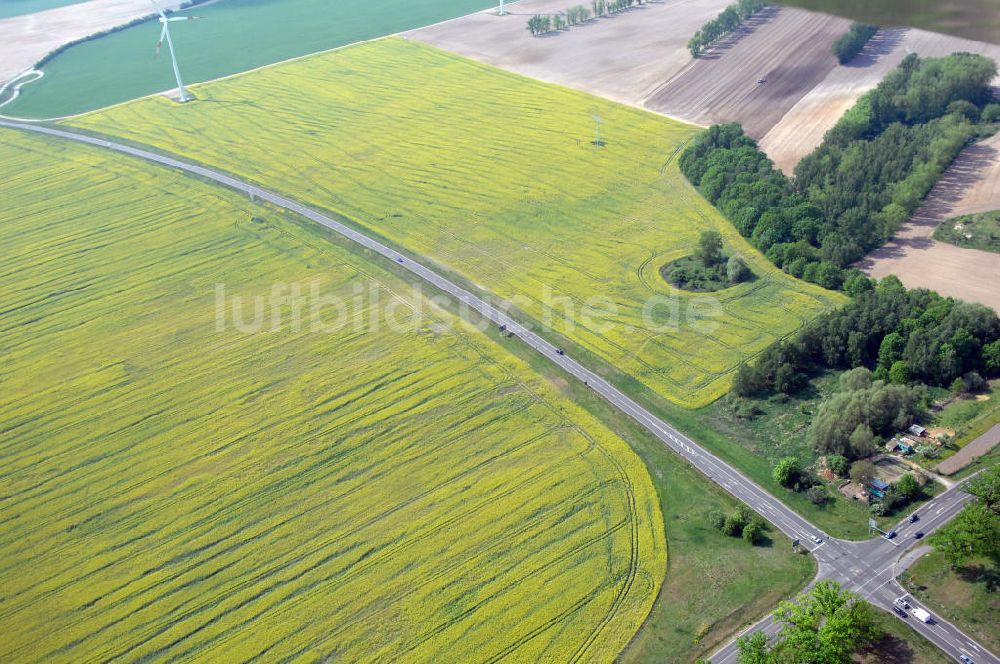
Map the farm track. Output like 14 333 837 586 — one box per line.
5 118 994 664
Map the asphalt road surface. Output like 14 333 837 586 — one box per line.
4 119 995 664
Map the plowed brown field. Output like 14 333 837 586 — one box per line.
858 133 1000 312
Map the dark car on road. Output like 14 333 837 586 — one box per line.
885 530 897 540
914 531 924 539
909 514 919 524
893 606 907 618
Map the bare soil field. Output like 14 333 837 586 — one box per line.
0 0 183 85
858 135 1000 312
943 132 1000 218
406 0 733 108
643 5 851 137
761 27 1000 173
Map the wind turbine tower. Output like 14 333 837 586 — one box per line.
499 0 506 16
153 1 198 103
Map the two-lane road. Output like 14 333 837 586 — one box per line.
4 119 995 664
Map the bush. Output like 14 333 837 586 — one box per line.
726 255 752 283
832 23 878 65
982 104 1000 123
895 473 920 501
827 454 850 477
850 460 876 485
773 456 800 487
807 486 829 505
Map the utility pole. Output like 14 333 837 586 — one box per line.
592 113 603 147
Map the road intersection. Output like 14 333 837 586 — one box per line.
5 119 995 664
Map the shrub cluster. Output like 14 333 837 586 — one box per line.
679 53 999 289
735 276 1000 402
832 23 878 64
664 230 752 291
708 505 766 544
687 0 765 57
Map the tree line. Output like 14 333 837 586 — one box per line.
526 0 646 36
832 23 878 64
687 0 765 58
679 53 1000 291
735 275 1000 407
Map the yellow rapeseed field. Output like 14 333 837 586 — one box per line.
66 37 846 409
0 128 664 662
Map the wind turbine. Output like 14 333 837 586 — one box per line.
498 0 506 16
153 1 198 103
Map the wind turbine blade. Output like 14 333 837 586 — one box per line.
166 15 198 21
155 23 167 56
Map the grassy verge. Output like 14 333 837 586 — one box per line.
929 380 1000 446
900 550 1000 655
934 210 1000 254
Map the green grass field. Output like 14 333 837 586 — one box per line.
66 37 845 409
0 127 665 662
0 0 85 19
902 550 1000 655
2 0 494 118
934 210 1000 254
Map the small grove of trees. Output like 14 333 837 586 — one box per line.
688 0 765 58
832 23 878 64
709 504 767 544
928 465 1000 568
808 368 924 460
737 580 881 663
666 230 753 291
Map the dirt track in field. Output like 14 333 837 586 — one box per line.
0 0 184 86
760 27 1000 173
643 5 851 137
406 0 732 109
858 134 1000 312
